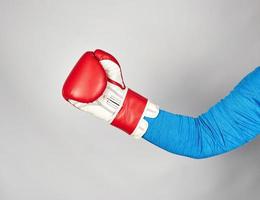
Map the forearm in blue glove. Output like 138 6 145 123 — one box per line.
143 67 260 158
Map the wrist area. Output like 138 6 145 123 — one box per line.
111 88 159 138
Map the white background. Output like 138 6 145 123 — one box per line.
0 0 260 199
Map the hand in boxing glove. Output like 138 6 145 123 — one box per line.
62 49 159 138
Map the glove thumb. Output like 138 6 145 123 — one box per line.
94 49 126 90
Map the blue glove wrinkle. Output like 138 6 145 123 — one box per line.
143 67 260 159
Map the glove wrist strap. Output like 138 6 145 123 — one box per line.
111 89 148 134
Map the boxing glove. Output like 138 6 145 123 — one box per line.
62 49 159 138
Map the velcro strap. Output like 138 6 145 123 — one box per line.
111 89 147 134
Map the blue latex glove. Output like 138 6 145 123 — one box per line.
143 67 260 158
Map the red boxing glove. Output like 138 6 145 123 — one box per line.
62 49 159 138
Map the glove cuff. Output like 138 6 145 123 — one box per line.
111 89 147 134
111 89 159 138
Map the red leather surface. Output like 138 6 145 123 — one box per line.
62 52 107 103
111 89 148 134
94 49 120 65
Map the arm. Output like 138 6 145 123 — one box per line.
62 50 260 158
144 67 260 158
